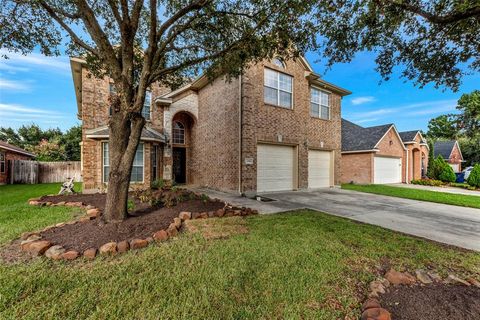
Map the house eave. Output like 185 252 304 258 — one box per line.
341 149 379 154
306 72 352 96
0 145 35 157
70 57 85 120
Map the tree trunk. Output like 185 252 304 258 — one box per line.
103 111 144 223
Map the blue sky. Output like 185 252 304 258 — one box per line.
0 49 478 132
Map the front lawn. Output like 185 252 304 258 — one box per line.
0 184 79 244
342 184 480 209
1 184 479 319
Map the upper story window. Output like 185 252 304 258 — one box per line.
272 57 285 69
264 68 293 109
142 90 151 120
172 121 185 144
0 152 5 173
108 84 151 120
310 87 330 120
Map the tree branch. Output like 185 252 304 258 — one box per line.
385 1 480 24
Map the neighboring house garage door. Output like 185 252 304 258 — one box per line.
449 163 460 173
257 144 296 192
374 156 402 184
308 150 332 188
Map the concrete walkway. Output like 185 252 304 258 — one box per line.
195 187 480 251
389 183 480 197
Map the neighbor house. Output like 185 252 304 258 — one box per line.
340 120 428 184
433 140 464 173
0 141 35 184
71 57 351 194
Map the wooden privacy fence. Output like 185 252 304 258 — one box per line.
10 160 82 184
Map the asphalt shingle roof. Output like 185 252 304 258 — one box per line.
85 126 165 142
341 119 393 152
433 141 456 159
399 131 418 142
0 140 35 157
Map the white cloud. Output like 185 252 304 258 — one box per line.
0 79 30 91
0 103 67 127
355 118 380 124
0 49 70 75
351 96 376 105
0 103 57 114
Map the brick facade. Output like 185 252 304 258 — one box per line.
405 133 429 181
0 149 33 184
448 143 463 172
75 57 348 194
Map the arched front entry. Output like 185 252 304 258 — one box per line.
171 112 195 184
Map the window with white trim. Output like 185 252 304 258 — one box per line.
102 142 144 183
172 121 185 144
264 68 293 109
310 87 330 120
272 57 285 69
0 152 5 173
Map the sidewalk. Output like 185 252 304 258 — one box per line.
389 183 480 197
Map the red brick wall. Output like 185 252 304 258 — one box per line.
405 134 429 181
240 59 342 193
449 143 462 171
190 77 240 191
340 153 373 184
0 150 32 184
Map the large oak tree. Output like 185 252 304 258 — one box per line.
1 0 314 222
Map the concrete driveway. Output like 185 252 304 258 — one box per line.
199 188 480 251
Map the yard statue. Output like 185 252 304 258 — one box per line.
59 178 75 195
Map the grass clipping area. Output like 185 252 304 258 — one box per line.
342 184 480 209
1 184 479 319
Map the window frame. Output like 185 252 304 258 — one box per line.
0 151 5 173
142 90 152 121
172 121 186 145
102 142 145 183
263 67 293 109
310 87 331 120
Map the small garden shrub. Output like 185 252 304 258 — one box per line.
411 179 443 186
151 179 165 190
467 164 480 188
438 164 457 183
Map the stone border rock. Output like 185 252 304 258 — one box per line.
22 196 258 261
361 268 480 319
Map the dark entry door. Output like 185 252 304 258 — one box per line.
172 147 186 184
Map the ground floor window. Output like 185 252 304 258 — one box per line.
0 152 5 173
102 142 144 183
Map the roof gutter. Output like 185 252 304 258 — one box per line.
341 149 379 154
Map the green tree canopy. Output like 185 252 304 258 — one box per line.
426 115 458 140
456 90 480 139
311 0 480 91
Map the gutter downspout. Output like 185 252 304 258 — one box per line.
238 74 243 194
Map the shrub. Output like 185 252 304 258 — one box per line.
438 164 456 183
411 179 443 186
467 164 480 188
151 179 165 190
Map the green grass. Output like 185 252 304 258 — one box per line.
342 184 480 209
0 184 79 244
0 185 479 319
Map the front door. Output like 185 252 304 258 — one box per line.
172 147 186 184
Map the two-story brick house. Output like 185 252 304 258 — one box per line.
71 57 351 194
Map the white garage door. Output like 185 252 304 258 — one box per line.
308 150 332 188
374 156 402 184
257 144 295 192
449 164 460 173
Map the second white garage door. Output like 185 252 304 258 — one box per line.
308 150 332 188
374 156 402 184
257 144 296 192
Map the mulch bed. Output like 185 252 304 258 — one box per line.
39 198 224 252
380 284 480 320
39 193 149 212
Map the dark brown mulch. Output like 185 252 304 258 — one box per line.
380 284 480 320
39 199 224 252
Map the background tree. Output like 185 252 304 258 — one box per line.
1 0 313 222
311 0 480 91
426 115 458 140
61 125 82 161
456 90 480 139
0 124 81 161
